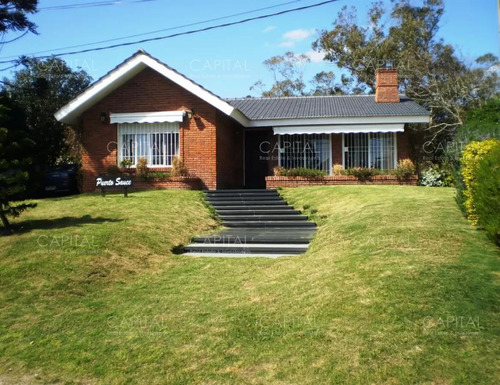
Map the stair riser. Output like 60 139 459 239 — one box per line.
210 202 288 206
220 216 308 221
184 247 307 254
223 222 316 228
207 197 283 202
191 238 312 244
217 210 300 215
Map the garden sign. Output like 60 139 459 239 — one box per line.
96 176 133 197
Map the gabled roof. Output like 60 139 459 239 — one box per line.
55 50 249 126
56 50 430 128
226 95 430 120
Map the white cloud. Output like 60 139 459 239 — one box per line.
305 49 326 63
262 25 276 33
279 28 316 48
283 28 316 41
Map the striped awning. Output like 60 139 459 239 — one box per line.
110 111 186 124
273 124 404 135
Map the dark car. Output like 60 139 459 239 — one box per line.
42 164 79 196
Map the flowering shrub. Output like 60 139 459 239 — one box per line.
420 167 443 187
393 158 416 181
333 164 343 176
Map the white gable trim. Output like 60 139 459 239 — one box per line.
55 52 249 126
110 111 186 124
273 123 405 135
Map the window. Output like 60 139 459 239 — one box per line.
278 134 331 173
343 133 396 170
118 123 179 167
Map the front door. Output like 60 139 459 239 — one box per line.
245 129 271 189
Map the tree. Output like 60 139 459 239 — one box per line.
3 57 92 168
0 95 36 234
313 0 499 137
0 1 38 35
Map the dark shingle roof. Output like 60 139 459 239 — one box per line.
226 95 429 120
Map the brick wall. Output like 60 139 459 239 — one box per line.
375 69 400 103
397 130 410 161
332 134 342 165
266 175 418 188
80 67 220 192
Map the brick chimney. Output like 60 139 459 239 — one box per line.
375 69 400 103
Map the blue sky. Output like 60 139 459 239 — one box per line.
0 0 498 98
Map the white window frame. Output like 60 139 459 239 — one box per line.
277 134 332 175
342 132 398 170
117 122 180 168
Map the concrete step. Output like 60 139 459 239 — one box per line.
206 191 279 197
222 221 316 228
220 215 308 221
207 189 273 193
183 243 308 255
216 209 301 215
211 205 296 211
210 201 288 207
191 228 315 245
207 196 283 202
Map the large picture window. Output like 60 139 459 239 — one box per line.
278 134 331 173
344 132 396 170
118 122 179 167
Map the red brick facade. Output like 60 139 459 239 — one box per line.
266 175 418 188
75 64 416 193
79 68 239 192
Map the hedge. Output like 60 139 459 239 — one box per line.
460 139 500 225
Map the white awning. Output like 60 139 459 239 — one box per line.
110 111 186 124
273 124 405 135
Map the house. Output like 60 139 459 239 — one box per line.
55 50 430 191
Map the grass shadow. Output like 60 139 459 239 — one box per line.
9 215 123 234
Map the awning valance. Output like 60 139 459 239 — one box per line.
273 124 404 135
110 111 186 124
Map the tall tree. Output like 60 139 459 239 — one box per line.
3 57 92 167
0 0 38 35
313 0 499 136
0 95 36 234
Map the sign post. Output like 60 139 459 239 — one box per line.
96 176 133 197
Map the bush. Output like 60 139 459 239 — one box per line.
273 166 286 176
472 145 500 244
333 164 343 176
420 166 443 187
171 156 189 177
460 139 500 224
141 172 171 180
345 167 381 181
120 159 134 169
275 167 327 178
393 158 416 181
136 157 148 176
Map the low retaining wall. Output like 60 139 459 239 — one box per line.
266 175 418 188
132 177 202 191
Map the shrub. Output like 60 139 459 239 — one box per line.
460 139 500 224
420 166 443 187
120 159 134 169
171 156 189 177
393 158 416 181
345 167 380 182
333 164 343 176
283 167 327 178
142 172 171 180
273 166 286 176
107 165 121 175
470 145 500 244
471 145 500 244
136 157 148 176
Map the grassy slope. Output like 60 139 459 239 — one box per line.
0 187 498 384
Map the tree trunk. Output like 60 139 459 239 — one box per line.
0 209 12 235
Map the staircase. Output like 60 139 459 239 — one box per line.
183 189 316 257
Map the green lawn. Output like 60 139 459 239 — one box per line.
0 187 498 384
